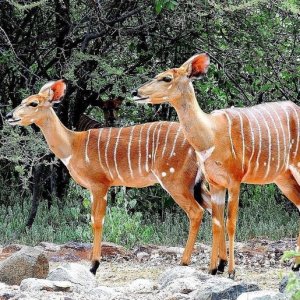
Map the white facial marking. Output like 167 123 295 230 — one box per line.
163 96 169 100
211 190 226 205
35 109 38 112
162 172 167 177
167 84 173 90
170 167 175 173
61 155 71 167
30 119 34 122
85 130 91 163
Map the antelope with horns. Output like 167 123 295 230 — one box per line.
5 79 212 274
133 54 300 278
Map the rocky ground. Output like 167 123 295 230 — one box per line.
0 238 297 299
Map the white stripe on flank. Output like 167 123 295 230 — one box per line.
114 128 124 181
151 123 160 167
280 104 291 169
267 103 287 172
169 126 181 158
104 127 114 179
261 105 281 172
247 110 262 173
85 130 91 163
97 128 105 170
145 123 155 172
128 126 135 178
162 122 174 157
138 124 145 175
240 111 255 167
254 108 272 179
154 123 163 162
290 105 299 159
232 109 245 172
223 111 236 159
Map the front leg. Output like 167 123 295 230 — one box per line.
89 186 109 275
209 185 226 275
226 183 240 279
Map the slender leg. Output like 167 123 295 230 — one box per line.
226 183 240 279
275 171 300 271
217 203 227 273
89 186 109 275
209 185 226 275
162 181 204 266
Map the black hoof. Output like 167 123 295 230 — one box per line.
292 264 300 272
217 259 228 273
209 268 218 275
228 270 235 280
90 260 100 275
181 262 189 266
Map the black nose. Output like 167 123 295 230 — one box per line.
5 111 13 120
131 90 138 97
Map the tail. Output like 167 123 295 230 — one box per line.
193 168 212 214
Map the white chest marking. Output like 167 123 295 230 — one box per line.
61 155 72 167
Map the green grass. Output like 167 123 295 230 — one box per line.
0 182 298 248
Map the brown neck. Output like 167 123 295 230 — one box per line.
35 108 75 159
172 83 215 151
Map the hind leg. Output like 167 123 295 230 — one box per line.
275 170 300 271
159 178 204 266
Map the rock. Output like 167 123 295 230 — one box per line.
126 279 157 294
47 263 97 292
237 290 288 300
158 266 259 300
101 242 128 257
2 244 23 254
20 278 73 292
158 266 208 289
38 242 61 252
0 246 49 285
136 252 150 262
89 286 122 299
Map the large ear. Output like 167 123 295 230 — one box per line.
180 53 210 79
39 79 67 104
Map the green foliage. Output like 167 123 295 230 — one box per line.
282 250 300 299
154 0 178 14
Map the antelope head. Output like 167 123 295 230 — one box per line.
5 79 66 126
132 53 210 106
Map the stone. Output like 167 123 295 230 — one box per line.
158 266 208 289
2 244 23 254
126 279 157 294
47 263 97 292
136 252 150 262
237 290 288 300
89 286 122 299
0 246 49 285
38 242 61 252
20 278 73 292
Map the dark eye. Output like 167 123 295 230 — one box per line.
29 102 38 107
162 76 172 82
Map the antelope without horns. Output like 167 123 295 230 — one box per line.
134 53 300 278
5 79 212 275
